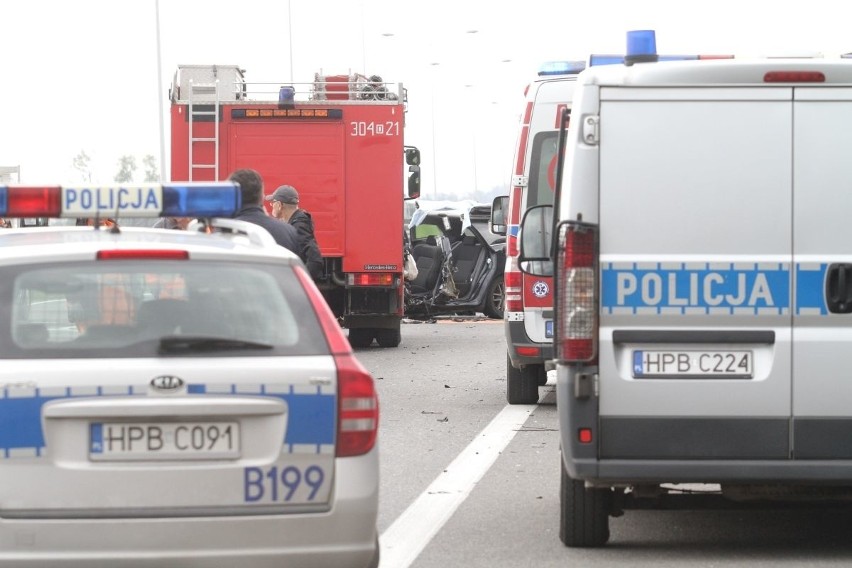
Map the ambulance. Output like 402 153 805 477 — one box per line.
497 60 585 404
518 30 852 546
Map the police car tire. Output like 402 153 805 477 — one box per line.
559 457 611 548
375 326 401 348
506 354 539 404
348 328 374 348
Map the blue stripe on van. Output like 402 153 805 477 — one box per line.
795 263 827 315
0 385 335 458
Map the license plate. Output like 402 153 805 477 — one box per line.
632 350 753 378
545 320 553 338
90 421 240 461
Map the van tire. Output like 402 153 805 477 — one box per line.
348 328 374 348
560 456 610 548
506 354 539 404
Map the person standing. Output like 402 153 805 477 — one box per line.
266 185 323 280
227 169 300 255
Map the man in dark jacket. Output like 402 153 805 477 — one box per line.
266 184 323 280
228 169 300 255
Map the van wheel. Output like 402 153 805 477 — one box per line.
506 354 539 404
348 328 374 348
375 325 401 348
560 455 611 548
483 277 505 319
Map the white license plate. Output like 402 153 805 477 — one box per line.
89 421 240 461
632 350 753 378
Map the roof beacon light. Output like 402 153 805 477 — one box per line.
537 60 587 77
0 183 241 219
625 30 658 66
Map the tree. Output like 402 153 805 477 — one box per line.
73 150 92 183
142 154 159 182
115 155 137 183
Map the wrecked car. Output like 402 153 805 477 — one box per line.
404 200 505 320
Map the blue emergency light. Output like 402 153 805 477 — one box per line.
0 183 241 219
537 60 586 76
625 30 658 65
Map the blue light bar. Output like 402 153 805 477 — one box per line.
590 53 700 67
162 183 242 217
537 60 586 76
0 183 241 219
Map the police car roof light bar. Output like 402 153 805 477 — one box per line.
0 183 241 219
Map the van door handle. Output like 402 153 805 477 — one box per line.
826 263 852 314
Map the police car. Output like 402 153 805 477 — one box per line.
0 183 379 567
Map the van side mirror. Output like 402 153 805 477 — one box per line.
490 195 509 235
518 204 553 277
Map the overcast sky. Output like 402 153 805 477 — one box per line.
2 0 851 199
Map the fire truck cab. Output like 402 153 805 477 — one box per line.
170 65 418 348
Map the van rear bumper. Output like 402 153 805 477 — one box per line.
505 318 553 368
566 457 852 485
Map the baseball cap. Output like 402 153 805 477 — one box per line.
265 185 299 204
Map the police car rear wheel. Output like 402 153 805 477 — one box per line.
560 456 611 548
506 355 539 404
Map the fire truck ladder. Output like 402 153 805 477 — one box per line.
188 79 220 181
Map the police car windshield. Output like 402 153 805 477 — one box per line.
2 260 328 358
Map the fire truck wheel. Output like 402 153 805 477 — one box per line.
375 327 401 348
560 455 611 548
348 328 374 348
506 354 540 404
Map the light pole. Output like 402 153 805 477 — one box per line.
430 62 440 198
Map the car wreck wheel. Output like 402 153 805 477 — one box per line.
483 277 505 319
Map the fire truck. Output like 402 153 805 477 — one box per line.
169 65 420 348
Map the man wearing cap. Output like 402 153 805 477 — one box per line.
227 169 300 255
266 185 323 280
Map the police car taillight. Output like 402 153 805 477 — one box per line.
294 267 379 457
555 222 598 363
336 353 379 457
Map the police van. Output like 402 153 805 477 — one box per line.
518 31 852 547
0 183 379 566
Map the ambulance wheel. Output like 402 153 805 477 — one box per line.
560 455 611 548
348 328 374 348
506 354 540 404
375 325 401 348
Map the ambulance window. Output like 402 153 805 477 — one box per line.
528 132 559 208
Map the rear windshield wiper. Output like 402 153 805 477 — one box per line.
158 336 274 353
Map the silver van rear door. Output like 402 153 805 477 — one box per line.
791 87 852 459
598 86 793 459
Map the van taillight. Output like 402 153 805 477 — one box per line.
504 267 524 312
556 222 598 362
335 353 379 457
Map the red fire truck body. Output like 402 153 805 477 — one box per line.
170 65 411 347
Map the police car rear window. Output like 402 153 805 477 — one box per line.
0 261 328 358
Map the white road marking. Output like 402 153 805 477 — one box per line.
379 403 536 568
